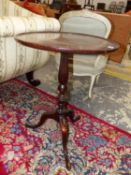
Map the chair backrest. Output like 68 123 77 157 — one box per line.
108 1 117 12
97 3 106 11
116 1 125 13
57 9 112 77
59 9 111 39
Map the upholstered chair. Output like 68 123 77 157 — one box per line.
55 9 111 98
108 1 117 13
0 0 60 85
115 1 125 13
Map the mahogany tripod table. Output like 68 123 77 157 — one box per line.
15 32 119 170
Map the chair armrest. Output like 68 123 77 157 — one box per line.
94 55 108 68
0 16 60 36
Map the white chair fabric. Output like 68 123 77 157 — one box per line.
55 9 111 98
0 0 60 82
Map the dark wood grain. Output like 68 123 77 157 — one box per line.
15 32 119 54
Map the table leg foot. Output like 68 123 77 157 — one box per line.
26 71 41 86
68 110 81 122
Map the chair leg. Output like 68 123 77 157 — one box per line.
88 75 96 99
26 71 41 86
95 74 100 84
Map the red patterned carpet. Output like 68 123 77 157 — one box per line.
0 79 130 175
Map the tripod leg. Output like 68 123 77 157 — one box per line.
26 112 56 128
59 117 71 170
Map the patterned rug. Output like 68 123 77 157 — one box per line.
0 79 131 175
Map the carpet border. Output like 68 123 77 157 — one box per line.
15 79 131 137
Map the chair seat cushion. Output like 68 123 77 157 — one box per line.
55 53 107 75
70 55 107 75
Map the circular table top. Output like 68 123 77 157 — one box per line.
15 32 119 55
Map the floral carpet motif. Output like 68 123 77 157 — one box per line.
0 79 130 175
